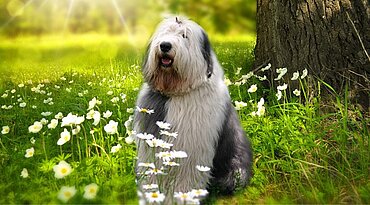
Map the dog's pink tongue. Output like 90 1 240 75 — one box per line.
161 58 172 65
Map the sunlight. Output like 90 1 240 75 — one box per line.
1 0 35 29
63 0 75 33
111 0 133 39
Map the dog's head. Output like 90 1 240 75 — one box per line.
142 16 213 95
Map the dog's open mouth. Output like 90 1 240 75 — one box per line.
160 54 174 68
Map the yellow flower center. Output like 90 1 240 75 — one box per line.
64 191 71 198
61 168 68 174
89 188 96 194
151 193 158 198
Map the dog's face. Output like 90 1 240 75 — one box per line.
142 17 213 95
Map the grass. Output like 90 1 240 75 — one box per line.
0 34 369 204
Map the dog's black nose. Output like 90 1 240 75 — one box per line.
160 42 172 52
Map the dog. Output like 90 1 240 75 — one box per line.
133 16 252 202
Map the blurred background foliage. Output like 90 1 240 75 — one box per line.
0 0 256 37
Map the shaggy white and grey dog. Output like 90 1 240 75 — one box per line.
134 17 252 199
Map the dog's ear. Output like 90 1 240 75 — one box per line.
200 31 213 78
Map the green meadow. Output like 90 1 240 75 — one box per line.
0 34 369 204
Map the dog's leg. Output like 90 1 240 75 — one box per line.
210 102 253 194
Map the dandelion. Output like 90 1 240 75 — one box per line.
1 126 10 134
57 186 76 203
145 191 165 203
104 120 118 135
57 129 71 145
137 133 155 140
28 121 43 133
103 110 113 119
138 162 155 169
25 147 34 158
110 144 122 153
156 121 171 130
136 106 154 114
293 89 301 96
196 165 211 172
301 68 308 79
291 71 299 80
19 102 26 108
277 83 288 91
159 130 178 138
83 183 99 200
20 168 29 178
191 189 209 197
274 67 288 80
235 101 248 110
142 184 159 190
53 161 73 179
46 119 58 129
247 84 257 93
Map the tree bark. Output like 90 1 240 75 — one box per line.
254 0 370 109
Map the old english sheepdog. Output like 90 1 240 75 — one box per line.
134 17 252 199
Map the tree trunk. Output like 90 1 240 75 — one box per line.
254 0 370 109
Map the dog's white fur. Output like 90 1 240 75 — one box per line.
134 17 252 203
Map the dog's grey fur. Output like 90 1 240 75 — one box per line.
134 17 252 198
